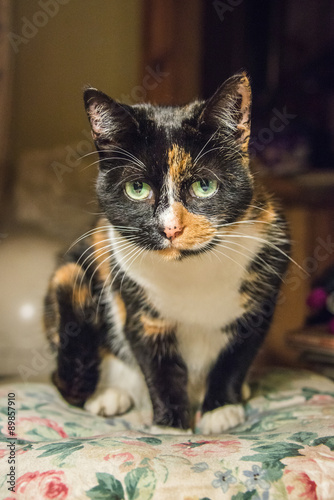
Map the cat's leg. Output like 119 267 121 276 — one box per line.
84 354 150 421
44 262 105 407
126 314 190 430
199 309 273 434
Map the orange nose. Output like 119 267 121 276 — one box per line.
164 225 184 241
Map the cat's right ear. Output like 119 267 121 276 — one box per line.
83 87 138 146
199 73 252 154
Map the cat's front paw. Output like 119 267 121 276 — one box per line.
84 387 133 417
198 404 245 435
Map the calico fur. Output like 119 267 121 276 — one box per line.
44 73 290 433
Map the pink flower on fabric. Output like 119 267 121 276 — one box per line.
172 439 241 457
282 445 334 499
283 471 317 499
17 417 68 438
5 470 69 500
104 452 134 464
307 394 334 405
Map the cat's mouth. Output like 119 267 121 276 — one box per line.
157 228 216 260
157 203 217 259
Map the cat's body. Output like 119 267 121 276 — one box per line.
44 73 290 433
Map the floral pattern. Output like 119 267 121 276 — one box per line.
6 470 70 500
1 369 334 499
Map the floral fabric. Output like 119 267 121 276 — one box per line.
1 369 334 499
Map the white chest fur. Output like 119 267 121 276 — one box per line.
110 226 262 329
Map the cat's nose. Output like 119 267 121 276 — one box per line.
163 224 184 241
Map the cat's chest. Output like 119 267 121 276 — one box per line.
112 227 262 329
138 258 243 328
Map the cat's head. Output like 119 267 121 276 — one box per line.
84 73 254 260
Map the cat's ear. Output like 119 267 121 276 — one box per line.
83 87 138 146
200 72 252 153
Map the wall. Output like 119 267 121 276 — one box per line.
10 0 143 156
4 0 143 239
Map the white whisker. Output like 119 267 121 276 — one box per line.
68 225 140 253
119 246 147 293
208 246 248 273
77 236 140 300
193 129 218 165
212 219 273 229
194 146 222 166
82 158 143 172
211 238 282 280
80 145 147 170
67 226 112 252
215 232 304 273
96 243 143 312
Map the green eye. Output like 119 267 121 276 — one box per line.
191 179 218 198
125 181 152 200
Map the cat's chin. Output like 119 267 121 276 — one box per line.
155 241 213 261
156 247 182 261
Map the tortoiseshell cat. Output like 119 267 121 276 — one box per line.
44 73 290 433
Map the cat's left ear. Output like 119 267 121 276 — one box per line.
200 72 252 154
83 87 138 147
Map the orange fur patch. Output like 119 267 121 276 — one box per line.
235 74 252 167
98 348 115 360
91 218 112 283
140 314 174 337
52 262 81 288
114 292 127 327
255 202 276 226
168 144 192 184
52 262 90 309
169 202 216 250
237 74 251 153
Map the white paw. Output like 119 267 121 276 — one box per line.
199 404 245 434
84 387 133 417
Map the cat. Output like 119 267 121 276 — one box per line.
44 72 290 434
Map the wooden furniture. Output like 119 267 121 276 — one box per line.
262 171 334 364
287 325 334 379
141 0 202 105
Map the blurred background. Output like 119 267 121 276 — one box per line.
0 0 333 382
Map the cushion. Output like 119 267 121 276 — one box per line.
1 368 334 499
